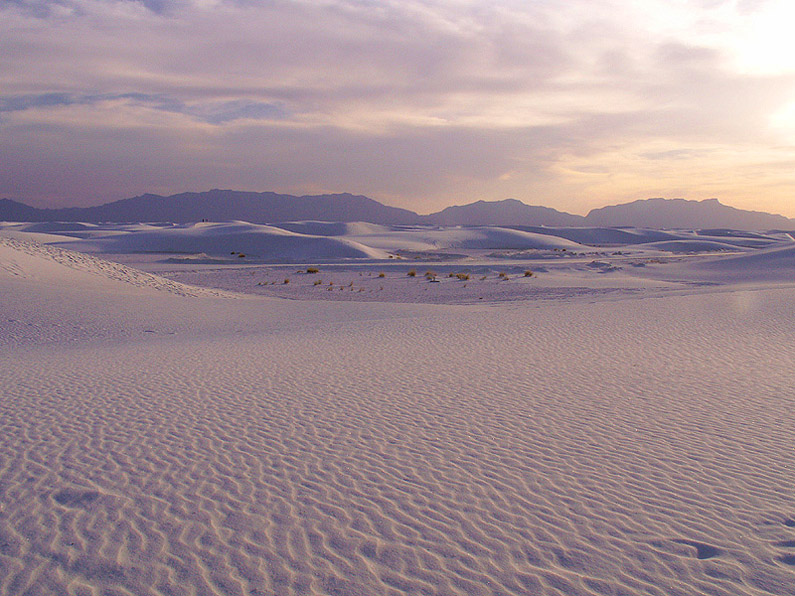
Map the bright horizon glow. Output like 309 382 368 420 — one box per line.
2 0 795 217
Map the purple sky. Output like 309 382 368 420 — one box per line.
3 0 795 215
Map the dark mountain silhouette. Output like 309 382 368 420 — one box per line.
0 190 421 225
0 198 42 221
1 192 792 230
585 197 792 230
423 199 585 226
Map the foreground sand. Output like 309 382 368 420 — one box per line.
2 236 795 595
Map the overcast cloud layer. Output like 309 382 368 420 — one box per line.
3 0 795 215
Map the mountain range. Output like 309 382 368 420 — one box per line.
1 190 792 230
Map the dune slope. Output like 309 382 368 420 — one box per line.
2 239 795 596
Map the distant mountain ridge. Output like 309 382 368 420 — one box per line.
1 192 792 230
585 197 792 230
0 190 420 226
426 198 584 227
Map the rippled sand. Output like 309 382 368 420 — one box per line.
2 237 795 595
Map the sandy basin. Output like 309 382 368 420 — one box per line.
2 228 795 595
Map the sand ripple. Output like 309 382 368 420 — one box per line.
2 290 795 594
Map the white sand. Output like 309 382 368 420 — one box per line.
2 227 795 595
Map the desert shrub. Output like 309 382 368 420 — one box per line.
306 267 319 274
498 271 508 279
524 270 533 277
480 275 487 280
378 272 385 278
283 278 290 284
456 272 470 281
407 269 417 277
448 273 455 278
313 279 322 286
238 253 246 258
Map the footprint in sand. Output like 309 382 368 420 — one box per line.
672 539 722 560
773 519 795 566
52 489 100 509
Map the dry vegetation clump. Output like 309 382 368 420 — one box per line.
498 272 508 279
238 253 246 258
283 278 290 284
306 267 319 274
313 279 323 286
378 272 385 278
455 272 470 281
407 269 417 277
524 270 533 277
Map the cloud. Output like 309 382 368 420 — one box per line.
2 0 795 215
0 92 286 125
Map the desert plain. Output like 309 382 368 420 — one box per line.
1 220 794 596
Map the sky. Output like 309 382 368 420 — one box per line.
3 0 795 216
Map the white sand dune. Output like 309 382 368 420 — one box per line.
2 236 795 595
44 221 390 262
636 239 748 253
4 220 789 263
0 236 233 297
22 221 101 233
509 226 682 246
685 243 795 283
366 228 585 253
273 220 392 237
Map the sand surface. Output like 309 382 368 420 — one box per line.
2 227 795 595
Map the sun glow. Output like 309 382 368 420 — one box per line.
732 0 795 75
770 100 795 133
